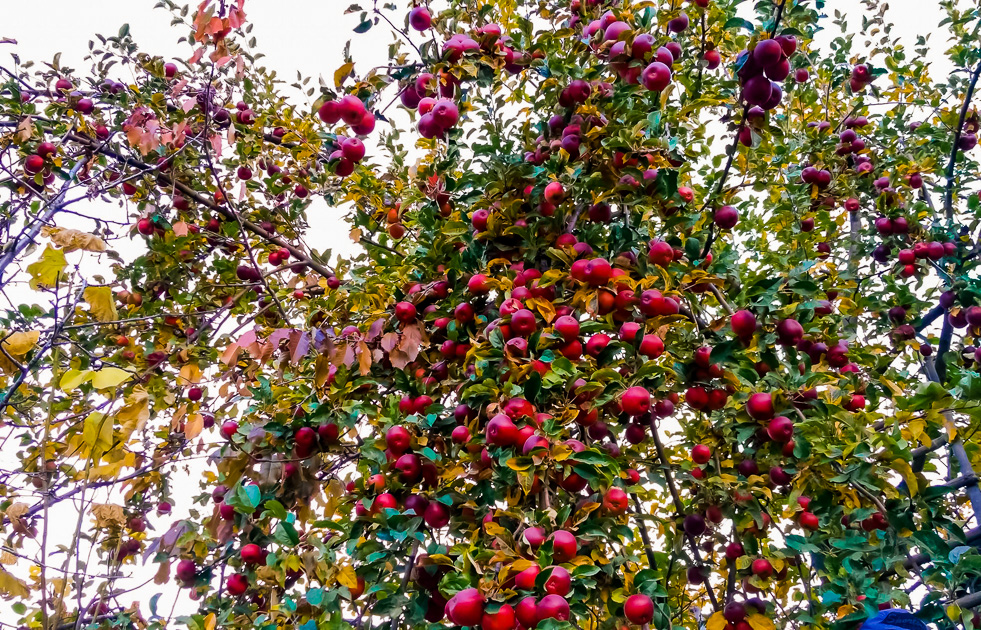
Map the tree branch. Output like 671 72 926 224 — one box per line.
0 156 89 284
65 132 335 279
390 538 421 630
649 419 720 611
631 494 659 571
943 60 981 221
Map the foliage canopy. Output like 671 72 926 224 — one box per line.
2 1 981 630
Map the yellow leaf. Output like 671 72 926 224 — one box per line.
204 613 216 630
334 62 355 88
527 297 556 323
82 412 114 461
60 369 94 391
41 226 107 253
87 459 125 481
510 558 533 572
879 377 904 397
506 457 531 472
185 413 204 439
426 554 455 566
26 246 67 289
179 363 202 386
947 421 958 442
0 567 30 598
517 470 535 493
484 522 508 537
0 331 39 375
706 612 728 630
747 614 776 630
91 367 132 390
552 443 572 462
441 464 465 481
357 340 372 376
736 556 753 571
336 564 358 589
84 286 118 322
2 331 38 356
117 387 149 441
907 418 927 447
891 458 918 496
946 604 962 621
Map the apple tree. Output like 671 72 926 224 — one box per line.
2 1 981 630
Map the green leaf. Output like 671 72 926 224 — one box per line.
263 500 288 520
524 370 542 403
306 588 324 606
274 521 300 546
723 17 755 31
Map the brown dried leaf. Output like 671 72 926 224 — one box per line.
15 117 32 142
357 341 372 376
41 227 107 253
91 503 126 528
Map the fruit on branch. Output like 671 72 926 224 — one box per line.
175 559 197 585
446 588 485 626
226 573 249 596
731 309 757 339
691 444 711 464
623 594 654 625
746 393 774 420
713 205 738 229
536 595 571 622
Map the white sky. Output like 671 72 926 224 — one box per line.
0 0 964 623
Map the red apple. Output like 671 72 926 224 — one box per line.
516 597 538 627
624 594 654 625
603 487 629 514
537 595 570 622
691 444 711 465
751 558 773 578
621 386 651 417
447 588 484 626
550 530 578 562
746 393 774 420
515 564 541 590
386 425 411 454
240 543 265 565
226 573 249 596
